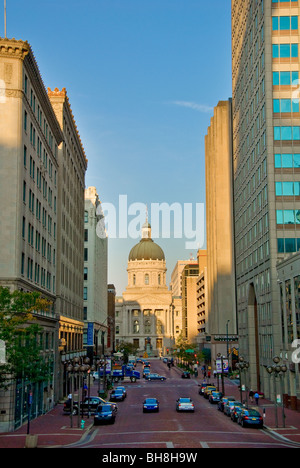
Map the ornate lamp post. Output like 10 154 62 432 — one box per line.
66 357 80 428
266 356 288 428
236 356 250 407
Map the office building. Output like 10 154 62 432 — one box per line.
232 0 300 397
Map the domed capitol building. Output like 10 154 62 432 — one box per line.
115 217 177 356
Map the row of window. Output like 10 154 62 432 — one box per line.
274 126 300 140
272 16 298 31
278 237 300 253
272 44 298 59
276 181 300 196
276 209 300 224
275 153 300 168
21 253 55 292
273 71 299 85
274 98 300 113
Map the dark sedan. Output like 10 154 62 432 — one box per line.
145 373 166 381
109 389 125 402
94 404 116 425
143 398 160 413
238 409 264 428
181 371 191 379
217 396 236 412
209 391 223 404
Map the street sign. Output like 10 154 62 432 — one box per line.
216 359 223 374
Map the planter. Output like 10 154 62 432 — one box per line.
25 434 38 448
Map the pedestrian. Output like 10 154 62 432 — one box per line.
83 384 88 397
249 389 254 403
254 392 260 406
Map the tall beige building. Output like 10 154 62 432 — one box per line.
232 0 300 397
0 38 63 431
84 186 108 361
48 87 88 399
205 100 237 342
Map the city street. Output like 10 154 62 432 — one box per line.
1 358 300 450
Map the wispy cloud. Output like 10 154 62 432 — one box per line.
169 100 213 113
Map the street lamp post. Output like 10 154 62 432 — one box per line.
266 356 288 428
236 356 250 407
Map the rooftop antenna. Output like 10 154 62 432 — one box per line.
4 0 7 38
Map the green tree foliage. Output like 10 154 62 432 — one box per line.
0 287 52 389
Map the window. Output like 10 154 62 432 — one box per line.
83 287 88 300
274 126 300 141
275 153 300 168
273 98 299 113
84 211 88 223
84 267 88 281
273 44 299 58
133 320 140 334
145 274 149 285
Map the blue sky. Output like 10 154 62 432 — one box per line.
4 0 232 294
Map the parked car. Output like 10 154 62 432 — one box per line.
63 396 117 415
94 404 116 425
176 398 195 412
109 389 125 402
209 391 223 404
143 368 151 378
204 386 217 399
237 408 264 428
198 383 211 395
181 371 191 379
217 396 236 412
143 398 160 413
145 373 166 381
224 400 241 416
143 361 151 368
231 403 244 422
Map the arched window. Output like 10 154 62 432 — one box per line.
133 274 136 285
158 274 161 285
145 273 149 285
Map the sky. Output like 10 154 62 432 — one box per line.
3 0 232 295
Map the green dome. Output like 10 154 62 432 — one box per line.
128 238 165 262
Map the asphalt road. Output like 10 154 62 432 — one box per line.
71 360 298 449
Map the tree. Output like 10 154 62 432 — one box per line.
0 287 52 390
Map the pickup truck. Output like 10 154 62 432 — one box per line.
63 396 118 415
111 365 140 383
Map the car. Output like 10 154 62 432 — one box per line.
143 398 160 413
217 396 236 412
181 371 191 379
163 357 169 363
176 398 195 412
94 404 116 425
63 396 117 415
198 383 213 395
143 361 151 368
115 386 127 398
231 403 244 422
143 368 151 378
224 400 241 416
145 373 167 381
109 389 125 402
237 408 264 428
203 386 216 399
209 391 223 404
